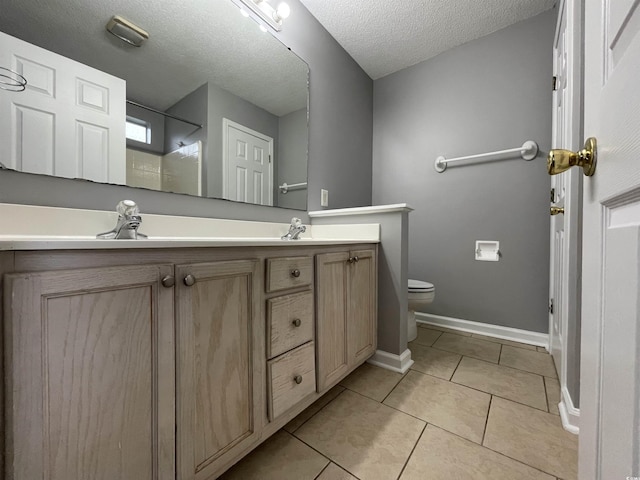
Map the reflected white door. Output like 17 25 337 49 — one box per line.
580 0 640 478
0 31 126 183
549 0 582 433
223 118 273 206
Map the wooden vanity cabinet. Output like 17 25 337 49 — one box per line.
174 259 262 480
316 248 377 392
3 264 176 480
1 243 377 480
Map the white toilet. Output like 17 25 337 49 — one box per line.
408 279 435 342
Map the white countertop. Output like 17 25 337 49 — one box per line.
0 203 380 250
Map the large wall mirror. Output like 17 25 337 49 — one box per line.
0 0 309 210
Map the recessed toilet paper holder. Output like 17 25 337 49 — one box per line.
475 241 500 261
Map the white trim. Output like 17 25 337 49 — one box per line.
308 203 414 217
415 312 548 347
222 118 274 206
558 386 580 435
367 349 414 374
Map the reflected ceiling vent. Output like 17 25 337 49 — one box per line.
106 15 149 47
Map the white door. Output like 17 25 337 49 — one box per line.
580 0 640 478
223 118 273 206
0 31 126 183
549 0 582 433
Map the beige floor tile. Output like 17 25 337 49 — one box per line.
220 430 328 480
384 370 490 443
339 363 404 402
295 389 425 480
409 343 461 380
471 333 537 351
484 397 578 480
433 333 501 363
284 386 345 433
417 323 472 336
400 425 555 480
537 346 548 353
500 345 558 378
317 462 358 480
452 357 547 410
413 326 442 346
545 377 561 415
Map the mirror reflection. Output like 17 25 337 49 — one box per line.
0 0 309 210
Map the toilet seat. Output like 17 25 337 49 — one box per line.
408 279 434 292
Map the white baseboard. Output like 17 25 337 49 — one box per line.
367 349 414 374
415 312 549 348
559 386 580 435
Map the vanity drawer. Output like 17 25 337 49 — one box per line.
267 291 314 359
267 341 316 420
266 256 313 292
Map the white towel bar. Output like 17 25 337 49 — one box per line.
279 182 307 193
434 141 538 173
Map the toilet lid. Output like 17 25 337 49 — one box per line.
408 279 434 292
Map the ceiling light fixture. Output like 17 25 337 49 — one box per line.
231 0 291 32
106 15 149 47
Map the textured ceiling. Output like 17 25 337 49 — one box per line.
0 0 308 116
300 0 556 79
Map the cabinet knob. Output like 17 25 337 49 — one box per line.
353 256 359 262
291 269 301 278
161 275 175 288
184 274 196 287
294 375 303 384
292 318 302 327
347 257 354 264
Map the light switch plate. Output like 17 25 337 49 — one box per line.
321 189 329 207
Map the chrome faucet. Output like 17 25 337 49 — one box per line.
281 217 306 240
96 200 148 240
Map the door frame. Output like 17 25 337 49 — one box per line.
549 0 583 434
222 117 274 206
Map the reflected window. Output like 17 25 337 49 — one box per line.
126 116 151 144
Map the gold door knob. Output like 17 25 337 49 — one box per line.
547 137 597 176
550 206 565 215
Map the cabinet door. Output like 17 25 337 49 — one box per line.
315 251 350 392
3 264 175 480
175 259 262 480
347 248 377 365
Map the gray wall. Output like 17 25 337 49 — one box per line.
277 108 308 210
372 10 555 333
0 0 373 221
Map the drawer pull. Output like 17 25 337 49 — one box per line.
292 318 302 327
184 274 196 287
161 275 175 288
294 375 303 384
291 269 301 278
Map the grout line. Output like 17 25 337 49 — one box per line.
543 376 550 413
449 353 465 381
294 431 362 480
312 458 332 480
428 344 500 364
288 387 347 434
380 370 409 404
481 395 493 445
498 344 503 364
395 422 427 480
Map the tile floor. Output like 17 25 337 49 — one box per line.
220 324 578 480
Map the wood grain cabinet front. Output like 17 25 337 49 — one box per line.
316 248 377 393
174 259 262 480
3 264 176 480
266 290 314 359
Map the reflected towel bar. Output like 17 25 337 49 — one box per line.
279 182 307 194
126 100 203 129
434 141 538 173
